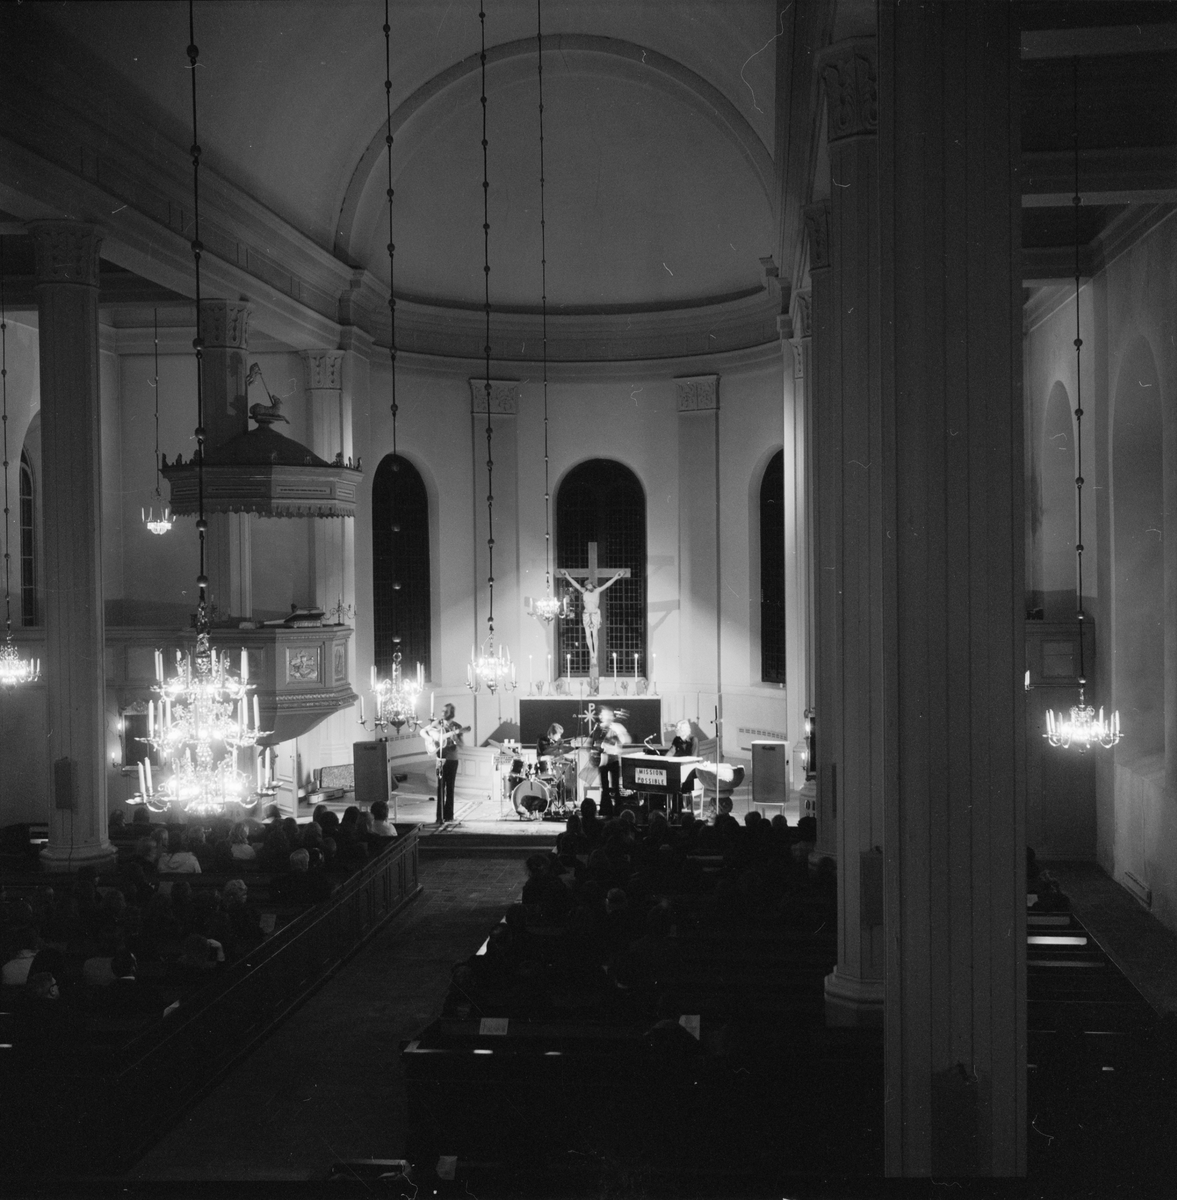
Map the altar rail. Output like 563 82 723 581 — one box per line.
3 828 421 1174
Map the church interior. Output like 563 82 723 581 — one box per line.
1 0 1176 1193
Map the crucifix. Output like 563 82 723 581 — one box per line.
559 541 630 684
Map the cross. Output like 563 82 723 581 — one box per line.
560 541 631 682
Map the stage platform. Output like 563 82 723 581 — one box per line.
301 754 804 841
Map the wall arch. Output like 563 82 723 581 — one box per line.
555 458 646 678
371 453 432 680
1112 336 1165 758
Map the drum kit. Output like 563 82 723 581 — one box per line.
497 747 580 820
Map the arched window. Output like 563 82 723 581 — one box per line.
19 448 37 626
760 449 786 683
372 454 430 679
557 459 646 677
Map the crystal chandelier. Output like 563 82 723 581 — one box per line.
468 636 517 695
142 309 173 535
144 644 268 815
528 15 568 631
0 239 39 687
370 652 423 732
1044 58 1121 754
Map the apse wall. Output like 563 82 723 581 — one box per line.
361 348 789 764
1025 210 1177 930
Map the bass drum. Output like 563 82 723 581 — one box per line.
512 778 550 816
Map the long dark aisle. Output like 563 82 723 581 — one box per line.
125 855 526 1183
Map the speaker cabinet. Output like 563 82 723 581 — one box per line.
751 739 788 802
353 740 396 813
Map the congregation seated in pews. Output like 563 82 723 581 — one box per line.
0 801 407 1060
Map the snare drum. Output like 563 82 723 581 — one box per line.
536 756 558 781
507 757 527 786
512 778 550 816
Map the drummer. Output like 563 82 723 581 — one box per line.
536 723 566 772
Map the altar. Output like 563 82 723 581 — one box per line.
518 696 662 746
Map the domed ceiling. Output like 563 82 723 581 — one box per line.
32 0 779 326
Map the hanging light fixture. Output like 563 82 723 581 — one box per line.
528 5 568 628
0 239 40 687
370 655 423 734
367 0 425 731
1045 58 1121 754
137 2 268 812
142 308 173 535
468 0 517 696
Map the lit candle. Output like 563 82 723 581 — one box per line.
430 692 435 718
256 755 263 792
371 665 377 690
137 761 146 797
240 647 248 682
148 701 154 737
418 662 424 687
155 650 163 682
467 663 473 687
253 695 260 730
145 758 153 794
566 652 571 678
634 652 639 679
612 652 617 679
547 653 552 683
359 695 365 723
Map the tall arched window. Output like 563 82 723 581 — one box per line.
19 448 37 626
372 454 430 678
760 449 786 683
557 459 646 677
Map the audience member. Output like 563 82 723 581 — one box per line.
229 822 257 862
369 799 397 838
158 831 202 875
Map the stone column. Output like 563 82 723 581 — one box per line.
879 1 1025 1176
784 292 816 803
200 300 252 619
812 37 887 1027
806 204 838 869
29 221 113 868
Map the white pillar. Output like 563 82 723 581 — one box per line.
30 220 113 868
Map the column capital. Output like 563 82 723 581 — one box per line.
817 38 878 142
198 300 252 350
468 378 520 414
802 202 832 272
300 349 345 391
676 374 719 413
28 221 103 288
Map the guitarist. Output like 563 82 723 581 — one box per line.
423 703 467 823
588 706 628 817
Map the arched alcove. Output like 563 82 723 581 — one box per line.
556 459 646 678
1112 337 1165 758
372 454 431 680
1040 381 1076 618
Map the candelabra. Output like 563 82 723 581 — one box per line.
467 638 517 695
366 653 423 733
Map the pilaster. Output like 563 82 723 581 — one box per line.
29 220 114 868
301 348 350 616
198 300 253 619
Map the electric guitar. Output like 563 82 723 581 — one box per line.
422 722 471 755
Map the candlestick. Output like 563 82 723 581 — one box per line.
240 647 248 682
253 695 260 730
257 755 263 792
359 695 365 723
430 691 435 718
148 701 154 737
137 761 146 797
145 758 153 794
612 652 617 679
547 653 552 684
371 665 377 691
634 652 639 679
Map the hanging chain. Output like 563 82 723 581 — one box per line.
384 0 398 460
1071 55 1086 688
153 307 163 500
187 0 208 605
0 239 12 640
537 0 553 601
480 0 495 644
